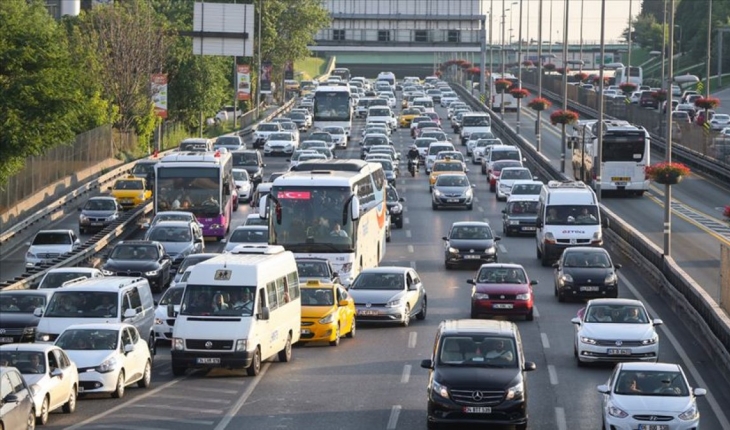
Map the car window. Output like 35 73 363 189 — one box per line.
121 328 133 348
7 369 25 393
350 273 404 290
476 267 526 284
0 374 13 396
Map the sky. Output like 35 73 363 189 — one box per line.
485 0 641 45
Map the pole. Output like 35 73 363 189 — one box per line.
517 0 523 135
664 0 675 256
579 0 584 71
706 0 712 97
661 0 667 89
526 1 530 64
489 0 494 110
255 0 262 119
501 3 507 119
596 0 606 200
233 58 238 129
560 0 569 173
480 16 487 97
536 0 543 152
627 0 632 84
549 0 553 55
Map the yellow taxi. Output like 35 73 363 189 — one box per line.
301 84 316 96
108 175 151 209
399 108 422 128
429 159 468 190
284 79 301 93
299 280 356 346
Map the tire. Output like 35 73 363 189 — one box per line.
489 183 496 192
386 233 391 243
79 227 86 235
111 371 125 398
541 253 551 267
171 365 186 377
536 246 542 259
516 423 528 430
247 346 262 376
432 202 438 210
401 305 411 327
554 284 558 297
444 261 451 270
526 309 534 321
62 385 77 413
470 306 478 319
558 289 566 303
278 334 293 362
329 325 341 347
416 298 427 320
346 318 356 338
37 396 49 425
467 203 473 210
137 360 151 388
395 219 403 229
504 228 512 237
26 408 36 430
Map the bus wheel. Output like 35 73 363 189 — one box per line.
247 347 261 376
278 334 292 362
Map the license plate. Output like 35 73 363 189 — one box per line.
607 349 631 356
580 286 600 292
91 222 104 226
463 407 491 413
447 199 459 203
611 177 631 181
196 357 221 364
464 255 481 259
358 310 379 316
504 101 512 105
639 426 669 430
615 182 627 186
122 199 133 203
522 227 536 231
300 329 311 334
0 337 13 343
493 303 514 309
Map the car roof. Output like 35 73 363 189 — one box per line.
87 196 117 201
154 211 195 218
300 280 337 289
563 247 610 254
506 195 540 203
149 221 192 228
617 362 681 373
36 229 73 234
477 263 524 271
439 319 517 336
232 225 268 231
44 267 100 274
451 221 490 228
64 323 132 331
435 173 468 180
0 343 61 353
587 298 643 307
295 257 330 264
501 167 529 172
359 266 410 274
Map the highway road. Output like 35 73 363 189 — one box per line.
12 95 728 430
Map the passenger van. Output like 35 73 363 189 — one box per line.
535 181 607 266
460 113 492 144
178 138 214 152
169 246 301 377
34 277 156 352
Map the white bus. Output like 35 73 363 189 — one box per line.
259 159 387 285
313 85 353 137
572 120 650 196
613 65 643 87
170 246 300 377
377 71 396 91
490 73 520 112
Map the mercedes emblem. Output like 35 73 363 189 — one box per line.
366 303 372 308
469 249 475 253
0 329 5 334
615 340 623 346
500 295 505 299
205 341 213 349
587 279 592 283
471 391 484 401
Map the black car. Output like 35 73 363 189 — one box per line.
295 258 340 284
386 185 405 229
501 198 539 236
553 246 621 302
78 196 123 234
102 240 172 293
421 319 536 430
443 221 500 269
232 150 266 187
0 290 55 344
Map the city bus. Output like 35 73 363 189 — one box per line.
258 159 387 285
154 151 235 240
313 85 353 138
614 65 643 86
331 67 351 82
490 73 520 112
571 120 650 196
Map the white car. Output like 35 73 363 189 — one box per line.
465 132 495 156
142 211 203 231
252 122 282 148
278 121 300 143
263 132 298 155
37 267 104 289
223 226 269 252
322 126 348 148
153 284 184 343
509 180 544 200
54 323 151 398
597 362 706 430
571 298 662 367
0 343 79 425
496 167 533 201
709 113 730 131
440 93 460 108
290 108 312 127
471 138 502 165
233 168 253 203
25 230 80 268
362 124 390 138
289 151 326 169
243 213 267 226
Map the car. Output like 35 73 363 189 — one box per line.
171 253 218 287
472 138 502 165
709 113 730 131
267 171 287 182
287 111 308 131
295 258 340 284
468 263 537 320
322 126 348 148
367 158 397 186
385 185 405 229
233 168 253 203
362 123 391 138
263 132 298 155
487 159 524 192
421 130 449 144
213 135 245 152
360 134 391 159
443 221 500 269
153 285 184 343
299 280 356 346
0 365 36 430
252 122 282 149
501 196 539 236
597 362 706 430
571 298 662 366
309 131 335 150
440 93 459 107
348 267 427 326
0 343 79 425
413 137 437 160
142 211 203 234
222 226 269 252
108 176 151 209
432 173 475 210
231 150 266 187
554 247 621 302
464 132 494 155
54 323 152 398
278 121 300 142
495 167 533 201
37 268 103 290
399 108 422 128
420 319 536 430
0 290 55 344
130 158 159 180
101 241 172 293
509 180 543 199
299 140 329 151
290 108 312 127
143 221 205 271
288 150 325 170
77 196 123 234
25 229 80 269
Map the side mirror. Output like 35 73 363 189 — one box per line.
536 219 543 228
530 280 538 285
33 308 43 317
571 317 581 325
3 393 20 404
694 388 707 397
77 207 83 212
420 359 433 369
107 187 112 191
258 195 269 219
399 197 405 202
523 361 537 371
338 299 349 307
124 343 135 354
494 237 501 241
466 279 475 285
596 384 610 394
286 159 291 162
350 197 361 221
258 306 271 321
553 263 560 268
163 254 171 261
614 263 622 269
51 368 63 378
442 236 448 241
220 238 228 243
167 304 175 318
123 308 137 319
602 218 610 228
141 222 150 229
652 318 664 327
153 300 158 307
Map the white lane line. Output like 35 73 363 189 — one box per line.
478 207 484 212
404 217 410 225
405 230 412 238
131 404 224 414
409 261 417 269
401 364 412 384
386 405 402 430
547 364 559 385
533 306 540 318
216 362 271 430
115 414 215 426
474 196 480 203
555 407 568 430
87 425 170 430
187 386 238 395
498 244 507 253
620 273 730 429
156 393 231 404
407 245 414 253
541 332 551 349
408 332 418 348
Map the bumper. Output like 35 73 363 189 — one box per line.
599 180 650 191
577 343 658 363
432 195 473 208
355 306 406 324
154 321 174 341
299 322 338 343
390 212 403 225
171 350 253 369
471 299 533 317
603 415 698 430
202 225 227 238
79 220 114 230
0 330 34 344
237 189 252 201
263 147 293 155
78 369 120 394
427 396 527 427
558 283 618 299
496 188 511 199
503 223 537 235
445 252 497 265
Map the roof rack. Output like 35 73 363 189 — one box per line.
60 277 89 288
546 180 588 189
229 245 285 255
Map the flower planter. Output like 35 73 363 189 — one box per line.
653 172 684 185
644 162 691 184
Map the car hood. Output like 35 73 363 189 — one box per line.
157 242 193 256
65 350 116 369
0 313 39 329
28 244 73 254
448 239 497 250
103 259 161 272
504 214 537 221
610 393 693 414
580 323 656 340
301 305 335 319
474 283 531 295
434 185 470 195
23 373 48 387
241 166 262 175
434 366 520 390
349 289 403 304
81 210 117 218
563 267 614 283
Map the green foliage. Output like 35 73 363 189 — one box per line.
627 14 665 52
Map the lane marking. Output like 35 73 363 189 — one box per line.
644 192 730 246
408 332 418 348
401 364 411 384
404 217 410 225
619 273 730 429
156 393 231 404
498 244 507 254
405 230 412 238
131 403 224 414
541 332 550 349
533 306 540 318
474 196 480 203
87 425 175 430
478 207 484 212
216 362 271 430
547 364 559 385
386 405 402 430
187 386 238 395
407 245 414 253
555 407 568 430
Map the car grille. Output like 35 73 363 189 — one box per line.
77 366 96 373
186 339 233 350
556 239 592 245
449 389 505 406
87 217 108 222
109 271 143 277
0 328 23 336
301 321 314 327
38 253 61 259
489 295 518 300
594 340 646 347
355 302 386 307
633 415 673 422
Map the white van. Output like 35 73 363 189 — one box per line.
35 277 156 352
169 245 301 377
412 97 436 113
535 181 607 266
366 106 397 131
460 113 492 144
377 71 396 91
425 142 456 173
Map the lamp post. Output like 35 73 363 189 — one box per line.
501 5 510 119
517 0 523 135
706 0 712 97
560 0 569 173
664 0 676 256
596 0 606 200
510 2 518 45
627 0 632 84
661 0 667 90
536 0 544 153
549 0 553 55
675 25 682 55
579 0 584 71
489 0 494 109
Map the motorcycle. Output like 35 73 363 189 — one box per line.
408 157 419 177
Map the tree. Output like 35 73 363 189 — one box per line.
623 14 664 52
0 0 110 185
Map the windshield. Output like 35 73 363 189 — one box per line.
85 199 116 211
232 152 259 167
436 175 469 187
45 292 118 318
563 251 611 268
292 151 315 161
350 272 403 290
434 163 463 172
414 100 434 108
614 370 689 396
301 287 335 306
160 287 184 306
55 328 118 351
0 351 46 374
602 134 647 162
439 336 518 367
180 285 256 317
492 151 520 162
301 141 327 150
110 244 159 260
153 214 192 225
156 167 221 216
462 116 490 127
40 272 93 289
369 108 390 117
545 205 599 225
450 225 493 240
310 133 333 143
32 232 71 245
422 132 447 141
314 91 351 121
132 162 156 176
476 267 527 284
511 184 542 195
363 136 389 146
0 294 46 313
415 139 437 149
386 187 399 202
493 161 522 171
501 169 531 180
296 261 330 278
216 137 240 147
506 200 538 215
323 127 344 135
269 133 292 141
233 170 249 181
289 113 305 120
148 226 191 243
178 254 215 274
230 228 268 244
428 146 452 156
258 124 279 132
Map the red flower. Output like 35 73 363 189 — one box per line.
467 67 481 76
543 63 556 71
527 97 552 112
550 109 579 126
619 82 637 95
522 60 534 67
652 90 667 102
694 97 720 110
556 67 570 74
510 88 530 99
644 162 691 179
573 72 588 82
494 79 513 93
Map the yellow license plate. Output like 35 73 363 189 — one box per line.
611 177 631 181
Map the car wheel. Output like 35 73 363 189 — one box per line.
37 396 49 425
402 305 411 327
536 246 542 259
432 202 438 210
526 309 534 321
278 333 293 362
470 306 478 319
247 346 262 376
416 298 427 320
172 365 186 377
554 284 558 297
467 203 473 210
79 227 86 235
444 261 451 270
346 318 356 338
576 354 586 367
329 325 341 347
516 423 527 430
541 253 551 267
558 289 566 303
26 408 36 430
111 371 125 398
138 360 152 388
489 183 496 192
504 228 512 237
395 219 403 229
62 385 77 413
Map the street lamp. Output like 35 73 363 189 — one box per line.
517 0 523 135
664 0 676 256
510 2 518 45
536 0 544 152
501 5 510 119
675 24 683 55
560 0 569 173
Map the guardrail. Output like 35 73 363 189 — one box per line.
452 82 730 372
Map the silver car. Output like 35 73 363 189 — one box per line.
432 174 475 210
348 267 427 327
143 221 204 269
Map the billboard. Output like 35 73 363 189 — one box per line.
151 74 168 119
237 65 251 101
192 3 254 56
284 61 294 80
260 61 273 95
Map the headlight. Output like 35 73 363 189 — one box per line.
641 335 658 345
79 214 89 222
592 231 603 243
473 293 489 300
138 193 145 199
464 188 473 197
516 293 531 301
30 383 41 396
432 380 449 399
604 273 617 284
390 204 402 214
607 404 629 418
172 338 184 350
484 247 496 255
448 247 459 254
36 332 51 342
145 270 160 276
678 404 699 421
433 189 442 197
386 297 404 308
580 336 597 345
107 213 119 221
235 339 247 352
155 318 164 325
561 274 573 283
211 224 222 229
102 269 114 276
96 357 118 373
319 313 336 324
505 381 524 400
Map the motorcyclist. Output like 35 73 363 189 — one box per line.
407 145 420 174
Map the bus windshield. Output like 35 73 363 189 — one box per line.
156 167 221 216
314 91 351 121
602 134 646 162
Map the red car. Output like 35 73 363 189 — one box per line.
468 263 537 321
487 160 523 191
